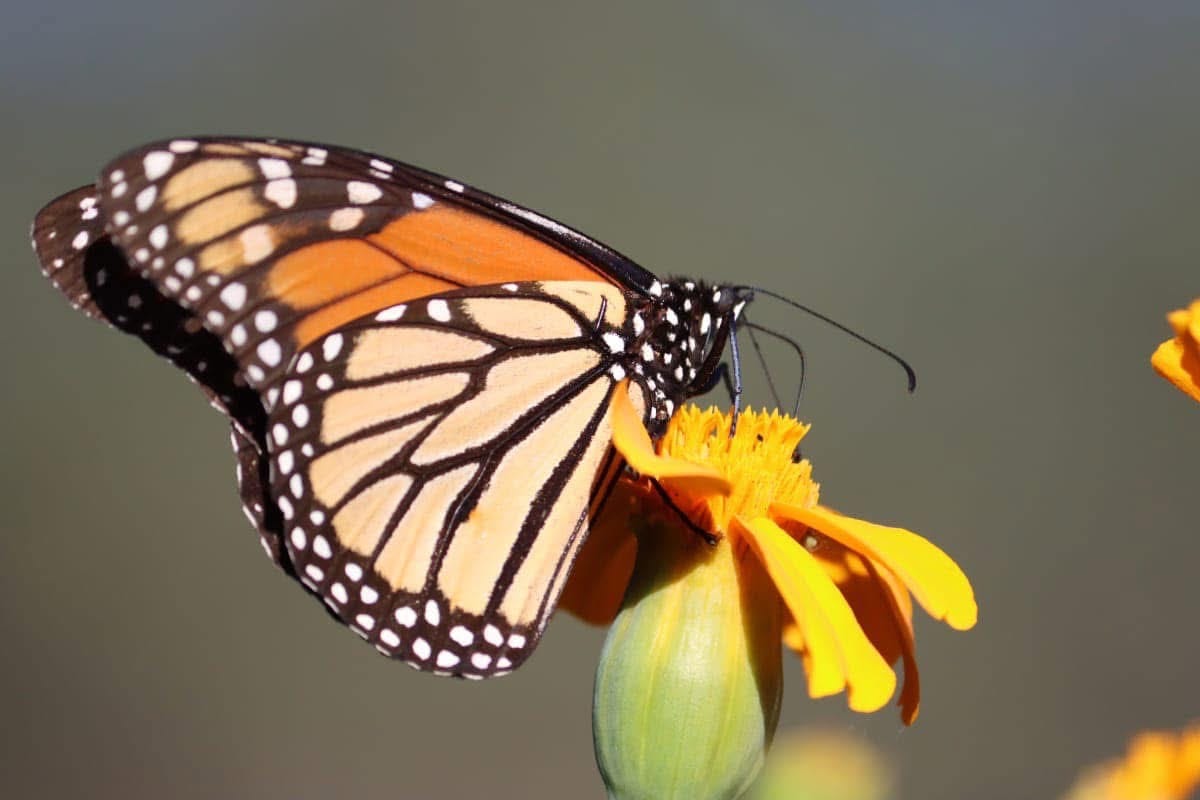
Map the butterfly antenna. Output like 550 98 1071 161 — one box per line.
743 319 807 417
739 286 916 392
742 313 784 410
727 312 744 434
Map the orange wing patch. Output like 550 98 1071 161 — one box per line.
371 206 604 286
265 208 610 350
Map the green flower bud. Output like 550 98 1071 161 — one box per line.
593 513 783 800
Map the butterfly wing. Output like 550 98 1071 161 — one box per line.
31 138 667 674
268 281 640 675
32 186 288 567
88 136 655 397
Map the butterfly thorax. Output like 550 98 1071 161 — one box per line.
623 278 748 436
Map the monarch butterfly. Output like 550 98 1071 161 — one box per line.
30 137 752 678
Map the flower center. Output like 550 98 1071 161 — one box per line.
656 406 821 533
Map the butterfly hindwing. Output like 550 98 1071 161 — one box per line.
267 281 636 675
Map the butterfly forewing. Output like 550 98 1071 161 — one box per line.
91 137 641 403
269 281 634 675
32 187 291 568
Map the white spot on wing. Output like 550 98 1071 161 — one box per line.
135 185 157 212
375 304 406 322
254 309 277 332
424 599 441 626
322 333 343 361
258 157 291 179
411 192 434 209
143 151 174 180
265 178 297 208
347 181 382 204
257 338 282 366
329 207 364 231
219 282 247 311
427 299 451 322
282 380 302 404
331 583 348 604
602 332 626 353
240 224 275 262
313 534 332 559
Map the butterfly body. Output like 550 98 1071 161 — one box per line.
31 137 748 676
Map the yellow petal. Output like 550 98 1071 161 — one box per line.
781 616 806 654
737 516 897 714
774 502 978 631
1151 336 1200 403
809 541 922 725
557 485 638 625
869 559 922 725
609 381 731 494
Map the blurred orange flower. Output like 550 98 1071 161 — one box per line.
1151 299 1200 403
1064 724 1200 800
565 396 977 724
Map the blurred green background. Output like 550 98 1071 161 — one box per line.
3 2 1198 797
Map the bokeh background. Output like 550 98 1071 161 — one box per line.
3 2 1198 797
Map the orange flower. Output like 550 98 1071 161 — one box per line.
1064 724 1200 800
1151 299 1200 403
566 394 977 724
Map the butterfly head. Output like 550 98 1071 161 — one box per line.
628 279 752 432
